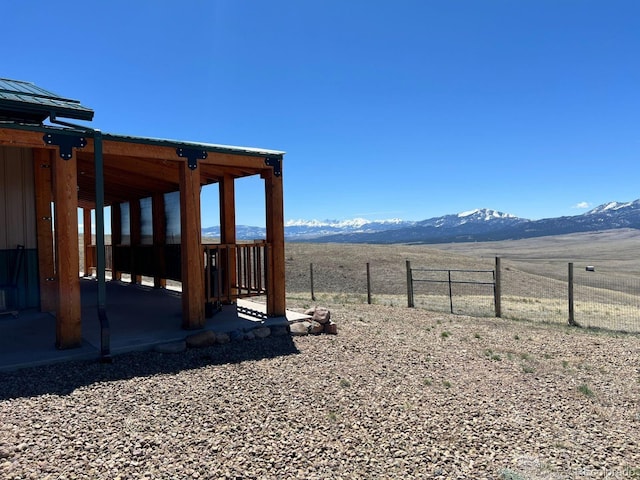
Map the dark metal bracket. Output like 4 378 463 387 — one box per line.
265 156 282 177
43 133 87 160
177 147 208 170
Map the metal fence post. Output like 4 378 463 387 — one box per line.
495 256 501 317
406 260 414 308
568 262 575 325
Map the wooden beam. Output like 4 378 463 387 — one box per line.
32 149 56 312
264 169 286 316
0 128 57 149
179 162 204 329
1 128 271 176
52 150 81 349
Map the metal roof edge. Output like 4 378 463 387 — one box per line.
102 132 286 157
0 78 95 121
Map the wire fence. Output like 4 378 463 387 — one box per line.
287 258 640 334
500 259 568 325
573 268 640 332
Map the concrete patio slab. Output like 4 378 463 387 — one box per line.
0 278 309 372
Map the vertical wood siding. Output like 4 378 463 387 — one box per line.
0 146 36 249
0 146 39 308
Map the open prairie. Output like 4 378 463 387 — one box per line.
286 229 640 292
285 229 640 332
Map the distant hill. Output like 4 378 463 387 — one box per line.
202 200 640 244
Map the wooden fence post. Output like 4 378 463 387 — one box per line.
568 262 575 325
495 256 502 317
366 262 372 304
310 262 316 301
447 270 454 313
406 260 414 308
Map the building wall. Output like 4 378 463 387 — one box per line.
0 146 39 308
0 146 37 249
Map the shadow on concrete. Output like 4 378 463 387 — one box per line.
0 333 300 401
0 278 309 373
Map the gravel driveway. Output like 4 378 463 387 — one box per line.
1 303 639 479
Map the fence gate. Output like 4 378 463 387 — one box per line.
407 261 497 316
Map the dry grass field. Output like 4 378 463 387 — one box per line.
285 229 640 333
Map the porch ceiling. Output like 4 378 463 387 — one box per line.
78 134 283 209
0 124 285 210
75 150 269 209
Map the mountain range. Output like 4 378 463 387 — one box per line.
202 199 640 244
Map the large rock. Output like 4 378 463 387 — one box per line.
290 321 311 336
309 320 324 335
185 330 216 348
324 321 338 335
229 330 245 342
270 325 289 337
253 326 271 339
305 306 331 324
215 332 231 344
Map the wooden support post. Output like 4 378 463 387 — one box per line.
111 203 122 281
32 149 56 312
152 193 166 288
219 174 237 299
264 169 286 316
568 262 575 326
179 162 204 329
406 260 414 308
129 199 142 284
366 262 372 304
494 256 501 317
52 151 81 349
82 208 92 276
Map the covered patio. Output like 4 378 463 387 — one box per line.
0 278 307 371
0 78 289 364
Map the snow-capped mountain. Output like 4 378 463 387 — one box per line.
283 218 415 239
202 218 415 240
418 209 522 229
202 225 266 240
201 200 640 244
309 201 640 243
585 200 640 216
313 208 527 243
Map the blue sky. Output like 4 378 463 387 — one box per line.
4 1 640 227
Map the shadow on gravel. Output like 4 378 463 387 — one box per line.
0 335 300 401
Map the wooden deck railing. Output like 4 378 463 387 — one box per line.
86 242 269 304
203 242 268 305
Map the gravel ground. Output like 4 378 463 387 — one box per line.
1 303 639 479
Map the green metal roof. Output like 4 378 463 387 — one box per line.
102 132 285 157
0 121 285 158
0 78 94 123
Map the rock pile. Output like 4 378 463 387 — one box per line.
290 306 337 336
154 307 336 352
154 324 290 353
